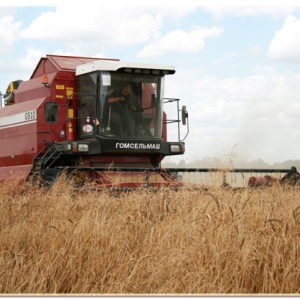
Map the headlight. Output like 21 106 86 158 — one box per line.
170 144 181 152
78 143 89 152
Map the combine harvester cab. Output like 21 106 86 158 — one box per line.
0 55 189 190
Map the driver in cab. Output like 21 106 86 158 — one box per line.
107 82 136 136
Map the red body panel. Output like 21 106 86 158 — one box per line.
0 98 47 167
0 55 118 183
0 165 32 183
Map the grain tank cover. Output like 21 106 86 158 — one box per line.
30 54 119 78
76 60 176 76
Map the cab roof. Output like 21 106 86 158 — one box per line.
76 59 176 76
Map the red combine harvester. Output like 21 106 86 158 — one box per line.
1 54 300 190
0 55 189 190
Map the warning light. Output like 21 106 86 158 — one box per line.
42 75 50 88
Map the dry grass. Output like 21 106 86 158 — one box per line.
0 177 300 295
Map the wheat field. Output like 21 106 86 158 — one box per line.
0 177 300 295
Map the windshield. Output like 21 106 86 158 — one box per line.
77 71 164 139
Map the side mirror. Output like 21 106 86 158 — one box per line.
44 102 58 123
181 105 188 125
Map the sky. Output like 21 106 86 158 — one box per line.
1 0 300 166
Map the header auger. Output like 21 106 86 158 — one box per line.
1 54 299 191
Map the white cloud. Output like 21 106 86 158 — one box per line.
1 48 45 83
0 0 196 7
15 47 45 70
0 15 22 52
18 4 198 49
206 6 296 20
19 6 163 46
137 26 224 57
0 0 60 6
268 15 300 62
165 67 300 164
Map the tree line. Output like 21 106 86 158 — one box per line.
163 158 300 170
